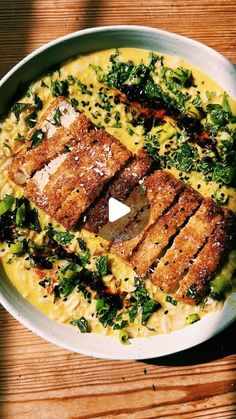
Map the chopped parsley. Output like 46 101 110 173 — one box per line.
11 102 29 121
165 295 177 306
29 129 44 149
51 79 69 97
52 108 63 126
70 317 89 333
47 226 74 246
128 279 161 325
96 255 109 277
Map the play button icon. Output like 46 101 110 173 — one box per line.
98 187 151 243
108 197 131 222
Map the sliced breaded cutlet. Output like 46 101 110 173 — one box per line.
84 149 153 233
55 130 131 229
130 187 202 277
8 97 93 185
151 198 225 293
175 210 236 305
24 125 131 229
110 170 184 258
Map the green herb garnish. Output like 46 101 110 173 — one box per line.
29 129 44 149
96 255 109 277
70 317 89 333
11 102 29 121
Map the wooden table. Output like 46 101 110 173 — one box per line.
0 1 236 417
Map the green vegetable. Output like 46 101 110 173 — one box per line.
95 295 121 328
16 203 26 227
167 67 193 87
29 129 44 149
51 79 69 97
0 195 15 216
206 103 230 127
70 317 89 333
139 185 147 196
212 163 235 185
141 299 160 325
26 111 37 128
78 238 87 252
64 263 83 279
128 304 139 323
78 249 90 267
113 320 128 330
186 284 198 300
11 102 29 121
165 295 177 306
29 208 41 233
222 92 232 114
119 330 130 345
10 242 24 254
53 108 63 126
54 230 74 246
96 255 109 277
148 52 161 72
229 250 236 269
76 238 90 267
59 277 79 298
210 275 229 300
47 226 74 246
206 90 216 100
212 188 228 205
127 127 135 136
185 314 200 325
71 98 79 108
132 280 161 325
192 93 202 107
34 94 43 111
144 77 163 102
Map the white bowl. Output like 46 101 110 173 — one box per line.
0 26 236 359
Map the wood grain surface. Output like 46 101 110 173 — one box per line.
0 1 236 418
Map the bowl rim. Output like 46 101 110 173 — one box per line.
0 25 236 359
1 25 235 88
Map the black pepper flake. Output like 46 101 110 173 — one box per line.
144 368 147 375
197 184 201 189
152 384 156 391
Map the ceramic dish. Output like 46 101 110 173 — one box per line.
0 26 236 359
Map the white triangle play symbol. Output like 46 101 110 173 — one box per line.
108 197 131 222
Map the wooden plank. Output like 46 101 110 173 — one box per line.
0 0 235 77
0 306 236 418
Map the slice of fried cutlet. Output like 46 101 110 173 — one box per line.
175 210 236 304
8 97 93 185
110 170 184 258
151 198 224 293
84 149 152 233
24 135 95 215
55 130 131 229
130 187 202 277
25 129 131 226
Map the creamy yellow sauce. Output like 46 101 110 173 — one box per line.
0 48 236 340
